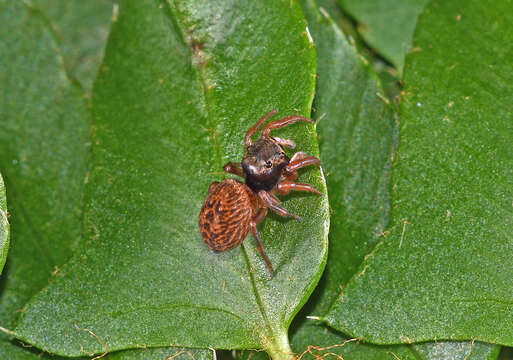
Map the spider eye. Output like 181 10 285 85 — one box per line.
265 160 273 168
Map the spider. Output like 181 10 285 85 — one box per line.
199 109 322 277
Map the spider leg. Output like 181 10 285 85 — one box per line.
271 136 296 149
261 115 312 137
208 181 219 194
249 207 274 277
244 109 278 147
285 155 320 173
258 190 302 221
290 151 308 163
280 152 308 181
223 162 244 177
277 181 322 195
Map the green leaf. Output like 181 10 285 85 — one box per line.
288 1 499 359
0 2 208 359
326 0 513 345
30 0 114 93
0 339 212 360
290 1 412 358
0 0 90 330
0 1 89 358
298 0 397 312
411 342 501 360
337 0 428 74
0 174 8 275
103 347 213 360
14 0 328 358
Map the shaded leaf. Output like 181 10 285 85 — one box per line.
337 0 428 74
14 0 328 358
498 347 513 360
326 0 513 345
290 1 411 359
0 0 90 330
0 2 210 359
0 338 212 360
290 1 499 359
30 0 114 93
0 1 87 359
105 347 212 360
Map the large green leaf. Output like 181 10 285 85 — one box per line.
326 0 513 345
0 0 90 330
290 0 411 358
241 0 498 354
0 339 212 360
0 174 8 274
337 0 428 74
0 2 210 359
291 1 499 359
0 0 90 358
106 348 212 360
14 0 328 358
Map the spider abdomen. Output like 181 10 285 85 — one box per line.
199 179 257 252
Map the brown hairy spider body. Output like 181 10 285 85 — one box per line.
199 109 322 277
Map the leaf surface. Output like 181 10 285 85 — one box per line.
289 1 499 359
326 0 513 345
105 347 212 360
0 2 211 359
290 1 413 358
411 342 501 360
14 0 328 357
0 1 87 358
337 0 428 73
31 0 113 92
0 0 90 331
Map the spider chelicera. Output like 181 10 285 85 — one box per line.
199 109 322 277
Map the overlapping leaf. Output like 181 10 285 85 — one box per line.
0 2 207 359
337 0 428 73
326 0 513 345
290 0 410 358
0 0 91 357
13 0 328 358
291 1 499 359
31 0 114 93
0 0 90 334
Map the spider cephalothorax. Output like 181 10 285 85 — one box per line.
242 138 290 192
199 109 322 277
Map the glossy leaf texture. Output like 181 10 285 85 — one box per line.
290 1 499 359
105 347 212 360
0 2 206 359
337 0 428 74
237 0 498 354
411 342 501 360
13 0 328 358
290 1 411 358
0 0 90 332
326 0 513 345
0 0 90 357
0 174 8 274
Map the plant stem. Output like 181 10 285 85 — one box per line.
264 330 295 360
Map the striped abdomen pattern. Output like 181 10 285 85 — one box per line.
199 179 256 252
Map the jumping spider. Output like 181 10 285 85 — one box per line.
199 109 322 277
